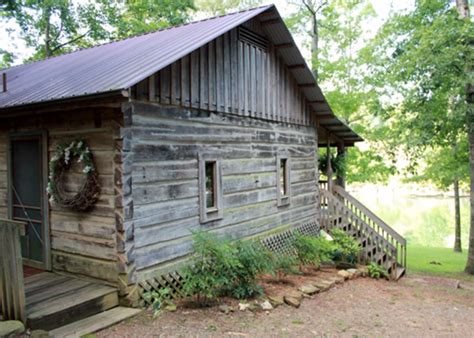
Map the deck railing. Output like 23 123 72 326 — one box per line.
0 219 26 323
319 182 406 278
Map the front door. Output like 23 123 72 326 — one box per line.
9 133 50 270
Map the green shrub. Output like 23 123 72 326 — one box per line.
229 240 273 299
270 253 299 279
181 231 273 302
330 229 360 263
367 262 389 279
293 233 335 269
181 231 239 303
142 287 175 316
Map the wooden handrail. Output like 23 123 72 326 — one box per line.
0 218 26 323
333 186 406 245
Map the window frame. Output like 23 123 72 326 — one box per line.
199 154 223 223
276 155 291 207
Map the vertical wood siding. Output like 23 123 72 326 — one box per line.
132 27 316 127
125 102 319 281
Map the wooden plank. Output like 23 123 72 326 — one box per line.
26 278 91 307
199 46 208 110
171 60 180 105
181 54 190 107
27 284 118 331
216 35 224 111
190 50 200 108
208 40 216 111
231 29 239 114
160 66 171 105
49 307 142 338
0 219 26 323
223 32 231 113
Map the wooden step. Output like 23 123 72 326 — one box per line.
49 306 142 338
27 283 119 331
395 266 406 280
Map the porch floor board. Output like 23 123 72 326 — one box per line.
24 272 118 331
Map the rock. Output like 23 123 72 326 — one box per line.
356 264 369 277
219 304 235 314
284 296 301 308
164 303 177 312
239 302 251 311
347 268 359 279
330 276 345 284
311 280 332 291
0 321 25 336
299 284 319 295
268 295 285 307
260 300 273 311
338 270 351 280
286 290 303 301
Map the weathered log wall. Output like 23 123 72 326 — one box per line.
124 102 320 281
0 108 121 285
132 23 316 127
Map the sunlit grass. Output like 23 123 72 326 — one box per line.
407 245 474 282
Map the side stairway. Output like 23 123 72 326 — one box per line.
320 184 406 280
24 272 141 337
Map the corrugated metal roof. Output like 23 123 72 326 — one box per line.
0 4 362 144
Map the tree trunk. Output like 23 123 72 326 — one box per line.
453 179 462 252
456 0 474 274
311 13 318 79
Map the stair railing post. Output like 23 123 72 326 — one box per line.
326 139 334 193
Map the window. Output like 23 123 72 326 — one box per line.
277 155 290 206
199 155 222 223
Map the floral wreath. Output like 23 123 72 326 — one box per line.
47 139 100 212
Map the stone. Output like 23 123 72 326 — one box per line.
284 296 301 308
338 270 351 280
239 302 251 311
219 304 235 314
286 290 303 301
347 268 360 278
260 300 273 311
330 276 345 284
268 295 284 307
0 321 25 336
311 280 332 291
299 284 319 295
164 303 177 312
356 264 369 277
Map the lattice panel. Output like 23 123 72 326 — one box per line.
137 221 320 305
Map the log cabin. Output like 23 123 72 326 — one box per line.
0 4 406 332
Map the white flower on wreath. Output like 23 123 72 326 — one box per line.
83 165 93 174
77 140 83 149
64 148 71 165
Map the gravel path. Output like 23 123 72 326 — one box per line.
98 273 474 337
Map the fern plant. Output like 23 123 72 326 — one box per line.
367 263 389 280
330 229 360 263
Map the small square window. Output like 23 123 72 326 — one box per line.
277 155 290 206
199 155 222 223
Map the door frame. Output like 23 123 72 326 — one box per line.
7 130 51 271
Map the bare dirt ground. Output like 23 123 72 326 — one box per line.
98 272 474 337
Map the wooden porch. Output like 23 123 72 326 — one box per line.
24 272 118 331
1 219 140 335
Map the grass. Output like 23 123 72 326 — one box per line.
407 245 474 282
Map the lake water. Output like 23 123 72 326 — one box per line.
348 183 470 249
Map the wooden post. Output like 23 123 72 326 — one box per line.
326 138 333 192
0 219 26 323
336 143 346 189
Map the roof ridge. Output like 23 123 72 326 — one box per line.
1 4 274 73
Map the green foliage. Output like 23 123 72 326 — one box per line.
142 287 175 316
230 240 273 299
345 146 397 184
181 231 273 303
319 151 346 177
195 0 261 16
330 229 360 264
365 0 472 164
270 253 299 279
367 263 388 280
181 231 239 303
293 233 335 269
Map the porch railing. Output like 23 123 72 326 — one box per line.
319 180 406 278
0 218 26 323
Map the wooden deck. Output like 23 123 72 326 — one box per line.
25 272 119 331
